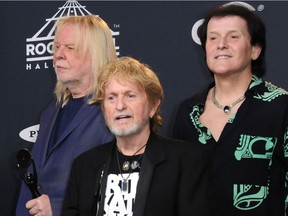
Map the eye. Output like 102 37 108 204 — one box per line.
209 36 217 41
207 33 218 41
53 43 60 50
106 95 116 101
67 46 75 50
127 93 136 99
229 33 240 39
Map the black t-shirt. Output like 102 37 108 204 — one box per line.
103 148 143 215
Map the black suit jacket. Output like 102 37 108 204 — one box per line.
62 132 213 216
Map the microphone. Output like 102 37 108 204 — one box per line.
17 148 41 198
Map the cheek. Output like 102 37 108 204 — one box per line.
205 42 214 51
205 47 215 60
104 103 115 116
103 110 113 126
78 64 92 78
139 106 153 120
206 55 214 67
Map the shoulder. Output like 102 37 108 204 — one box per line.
178 94 201 108
154 135 207 157
73 141 114 165
41 98 59 113
249 76 288 102
38 99 60 122
176 86 210 113
254 80 288 111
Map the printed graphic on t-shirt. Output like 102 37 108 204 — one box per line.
104 172 139 216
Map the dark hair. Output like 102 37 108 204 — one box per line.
199 4 266 77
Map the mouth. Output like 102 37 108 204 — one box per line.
55 61 68 69
115 115 131 120
215 55 231 59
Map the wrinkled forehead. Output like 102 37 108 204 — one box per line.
105 75 144 92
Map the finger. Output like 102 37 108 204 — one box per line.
26 198 36 209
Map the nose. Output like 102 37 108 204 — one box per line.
116 96 126 110
53 46 65 60
218 37 227 49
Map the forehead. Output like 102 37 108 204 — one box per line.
55 23 76 42
105 76 143 93
208 15 248 32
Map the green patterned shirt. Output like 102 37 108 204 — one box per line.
173 75 288 215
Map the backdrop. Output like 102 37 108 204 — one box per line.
1 1 288 214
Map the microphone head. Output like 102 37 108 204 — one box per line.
17 149 32 169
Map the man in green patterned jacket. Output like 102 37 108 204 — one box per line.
173 4 288 216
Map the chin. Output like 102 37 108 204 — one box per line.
110 125 140 137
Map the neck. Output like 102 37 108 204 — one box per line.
211 86 246 115
70 86 90 98
116 131 150 156
117 143 147 157
63 79 91 98
213 73 251 101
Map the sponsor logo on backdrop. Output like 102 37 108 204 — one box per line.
22 0 121 143
191 1 264 45
19 124 40 143
25 0 120 71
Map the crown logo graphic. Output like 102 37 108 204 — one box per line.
26 0 120 70
26 0 93 64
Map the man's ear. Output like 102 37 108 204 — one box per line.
150 99 161 118
251 44 262 60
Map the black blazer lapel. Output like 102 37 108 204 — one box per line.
133 154 153 216
133 133 166 216
94 143 115 216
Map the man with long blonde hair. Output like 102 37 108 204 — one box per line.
16 15 117 216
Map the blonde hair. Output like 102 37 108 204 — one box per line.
53 15 117 105
94 56 164 133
